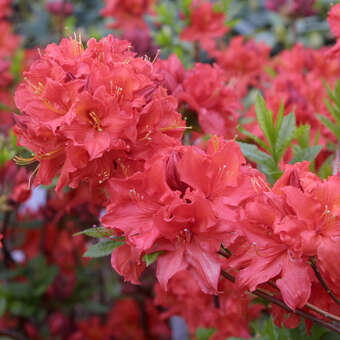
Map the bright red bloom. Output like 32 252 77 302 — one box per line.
101 0 155 31
155 270 262 339
230 188 315 310
46 1 74 16
0 22 21 87
329 3 340 38
244 44 340 150
0 161 31 204
14 35 184 194
177 63 240 138
0 91 15 133
265 0 316 17
0 0 12 19
328 4 340 57
213 36 271 97
180 1 228 49
102 137 264 293
155 54 185 96
108 298 170 340
277 174 340 298
230 163 340 312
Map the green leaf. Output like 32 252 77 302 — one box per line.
317 114 340 139
264 65 277 78
238 142 280 183
225 18 239 28
289 322 309 340
10 49 24 83
291 145 322 164
143 251 163 266
83 239 125 258
238 142 276 169
274 100 285 134
73 227 115 238
0 102 14 112
295 125 310 149
318 154 334 179
238 125 270 152
275 112 296 161
195 327 216 340
325 99 340 125
33 265 59 296
255 94 275 149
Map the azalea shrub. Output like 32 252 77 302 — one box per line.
1 0 340 339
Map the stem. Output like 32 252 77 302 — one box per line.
306 302 340 323
137 298 151 339
213 295 220 309
267 280 340 323
311 261 340 306
220 270 340 334
254 288 340 333
1 211 14 266
193 41 200 63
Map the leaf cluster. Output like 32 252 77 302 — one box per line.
239 95 321 183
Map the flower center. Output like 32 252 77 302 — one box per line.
88 111 103 132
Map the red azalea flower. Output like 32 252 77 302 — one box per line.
230 189 315 310
177 63 240 138
213 36 271 97
46 1 74 16
265 0 316 17
329 3 340 38
101 0 155 31
155 270 262 339
180 1 228 48
0 0 12 19
0 90 15 133
155 54 185 96
0 22 21 59
244 44 340 151
277 175 340 298
102 137 264 293
14 35 184 193
107 298 147 340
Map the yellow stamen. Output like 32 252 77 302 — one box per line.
159 125 192 132
13 147 64 166
13 155 37 166
88 111 103 132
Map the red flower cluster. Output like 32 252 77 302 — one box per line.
0 2 20 133
0 0 12 19
229 163 340 319
101 0 155 31
155 270 263 339
46 1 74 16
212 36 271 97
177 63 240 138
102 137 264 293
180 0 228 50
329 3 340 56
14 35 184 195
243 43 340 152
265 0 316 17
